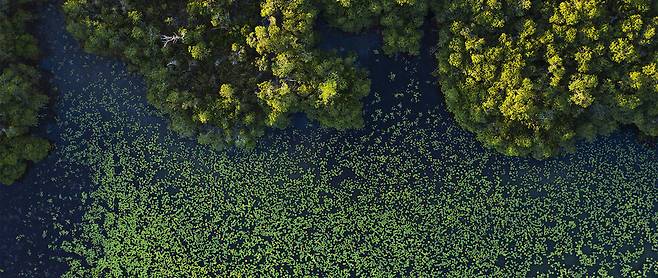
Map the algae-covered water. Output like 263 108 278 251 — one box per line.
0 3 656 277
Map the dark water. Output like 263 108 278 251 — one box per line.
0 3 656 277
0 3 157 276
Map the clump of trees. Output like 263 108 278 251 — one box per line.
319 0 429 55
63 0 370 149
0 0 51 185
63 0 658 158
434 0 658 158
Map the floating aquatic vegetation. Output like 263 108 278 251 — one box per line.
50 42 657 276
2 2 655 277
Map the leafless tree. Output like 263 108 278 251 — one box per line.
167 59 179 67
161 34 184 48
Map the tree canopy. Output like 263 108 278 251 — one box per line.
320 0 429 55
434 0 658 158
63 0 370 149
62 0 658 158
0 0 50 185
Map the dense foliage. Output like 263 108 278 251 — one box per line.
62 0 370 149
0 0 50 185
320 0 429 55
63 0 658 158
435 0 658 158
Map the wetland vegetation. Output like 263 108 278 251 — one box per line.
0 0 657 276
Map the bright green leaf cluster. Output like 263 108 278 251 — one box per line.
434 0 658 159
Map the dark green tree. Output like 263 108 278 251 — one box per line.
0 0 50 185
63 0 370 149
320 0 428 55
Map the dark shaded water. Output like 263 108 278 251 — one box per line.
0 3 656 277
0 3 156 276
